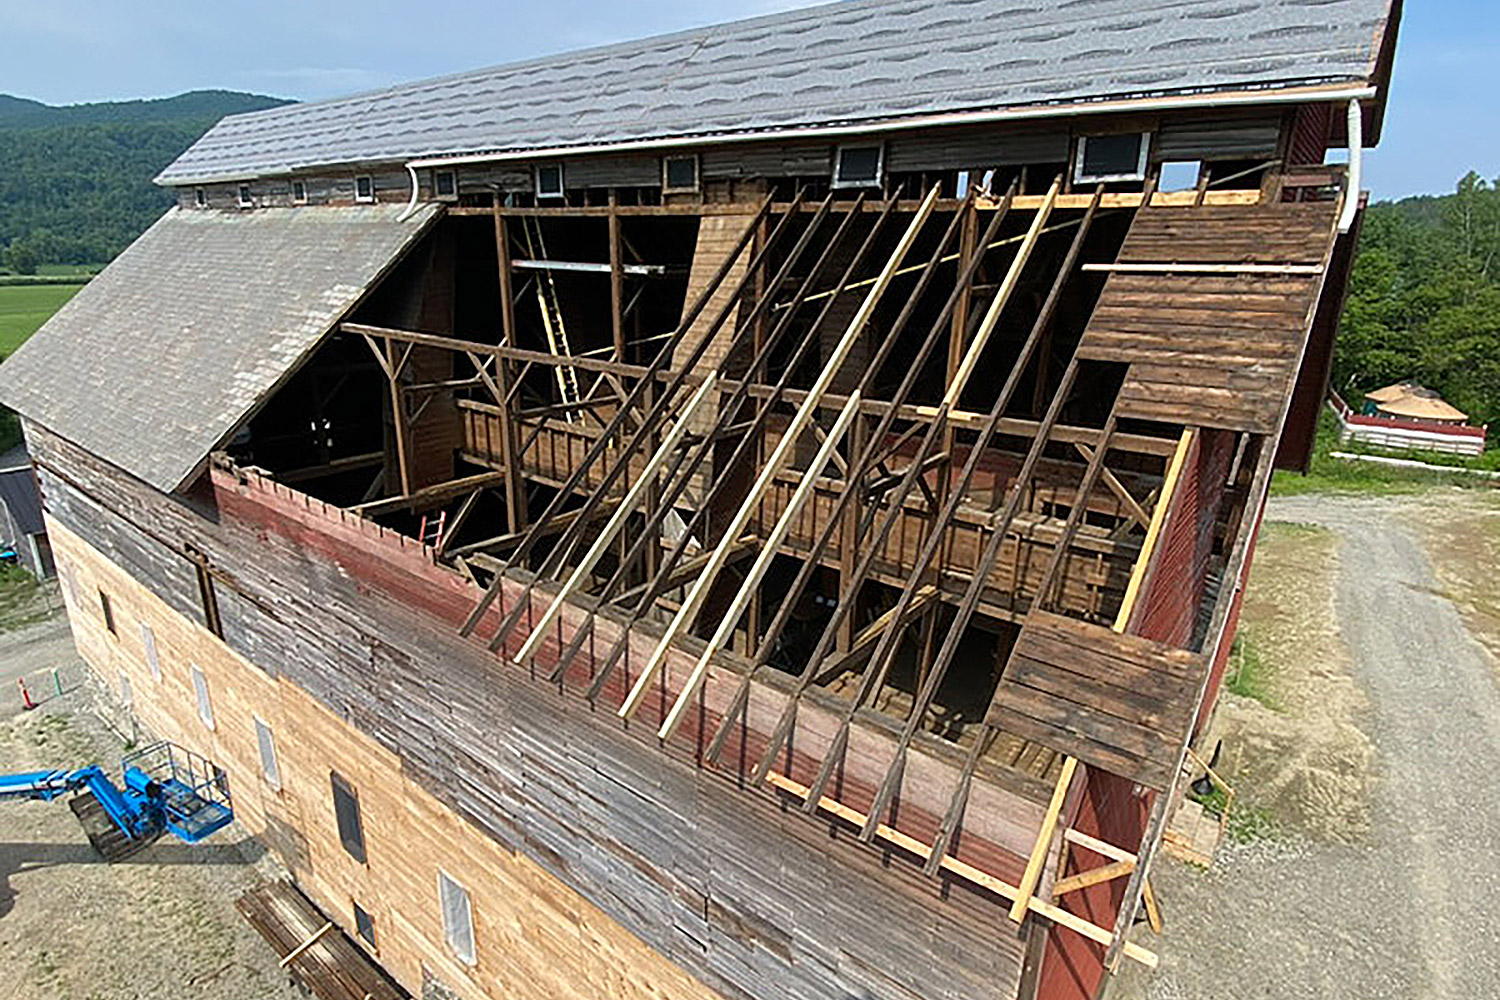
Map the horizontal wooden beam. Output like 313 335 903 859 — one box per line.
276 451 384 485
1081 262 1323 275
1051 859 1136 897
352 471 506 518
445 189 1259 220
513 259 668 277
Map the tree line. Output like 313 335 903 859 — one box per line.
0 90 287 272
1337 172 1500 430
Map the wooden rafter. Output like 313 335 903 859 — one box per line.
619 186 944 721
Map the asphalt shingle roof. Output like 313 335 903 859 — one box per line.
158 0 1394 185
0 204 441 493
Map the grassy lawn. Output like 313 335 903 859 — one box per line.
1273 409 1498 496
0 282 84 356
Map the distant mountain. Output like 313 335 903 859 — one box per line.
0 90 292 270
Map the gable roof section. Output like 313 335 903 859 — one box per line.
157 0 1396 185
0 204 441 494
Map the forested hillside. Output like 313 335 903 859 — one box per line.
1338 172 1500 428
0 90 289 269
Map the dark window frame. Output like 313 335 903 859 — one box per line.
292 179 308 204
194 187 208 208
237 183 253 208
99 589 116 636
354 175 375 203
833 144 885 189
331 770 368 864
662 154 700 193
353 900 376 948
434 169 458 200
1074 133 1152 184
534 163 565 200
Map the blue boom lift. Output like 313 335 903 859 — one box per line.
0 741 234 860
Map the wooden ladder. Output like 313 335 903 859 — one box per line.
520 217 582 419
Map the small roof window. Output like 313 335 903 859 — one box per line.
354 175 375 203
662 154 700 194
535 164 565 200
292 179 308 204
1074 133 1151 184
237 184 253 208
194 187 207 208
434 169 457 200
833 144 884 189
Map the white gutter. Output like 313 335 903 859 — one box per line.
1338 98 1363 234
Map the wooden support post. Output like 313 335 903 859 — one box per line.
385 337 413 497
493 200 529 531
618 187 942 721
609 190 626 362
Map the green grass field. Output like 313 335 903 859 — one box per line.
0 283 83 356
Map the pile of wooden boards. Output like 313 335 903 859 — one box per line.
237 880 407 1000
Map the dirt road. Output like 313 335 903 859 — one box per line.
1121 492 1500 1000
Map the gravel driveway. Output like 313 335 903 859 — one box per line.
1118 493 1500 1000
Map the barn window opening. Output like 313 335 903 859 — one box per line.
535 163 565 200
194 187 207 208
331 770 367 863
292 179 308 204
190 664 215 730
187 546 223 638
255 716 282 790
434 170 457 200
833 144 884 188
355 175 375 203
354 900 376 948
1074 133 1151 184
139 621 161 681
99 590 116 636
438 870 476 965
662 154 700 193
237 184 253 208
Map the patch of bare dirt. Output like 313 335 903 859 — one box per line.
1413 489 1500 670
1200 521 1375 843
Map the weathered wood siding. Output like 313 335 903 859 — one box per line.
33 423 1038 1000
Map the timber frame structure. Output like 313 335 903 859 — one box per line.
0 2 1400 999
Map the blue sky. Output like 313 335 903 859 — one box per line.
0 0 1490 200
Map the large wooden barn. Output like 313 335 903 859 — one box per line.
0 0 1400 997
